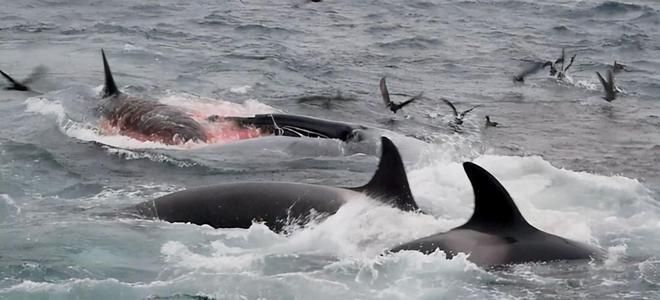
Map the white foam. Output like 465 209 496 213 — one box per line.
102 147 198 167
229 85 252 94
25 96 67 120
603 244 628 269
122 43 145 52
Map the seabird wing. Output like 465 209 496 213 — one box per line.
379 76 392 106
596 71 616 101
397 92 423 109
596 71 608 90
563 54 576 72
460 104 482 118
0 69 30 91
554 48 565 66
441 98 459 117
607 70 616 98
0 69 20 85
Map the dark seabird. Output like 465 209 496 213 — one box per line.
379 77 423 114
553 48 576 80
0 65 48 91
441 98 481 125
596 70 617 102
514 48 577 83
485 115 498 127
612 61 626 74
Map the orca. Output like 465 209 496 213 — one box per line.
124 136 420 232
97 50 208 144
388 162 603 266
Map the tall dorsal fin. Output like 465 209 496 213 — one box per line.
459 162 534 232
101 49 120 97
351 137 419 212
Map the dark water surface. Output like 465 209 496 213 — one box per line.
1 0 659 299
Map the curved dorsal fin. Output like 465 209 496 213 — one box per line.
351 137 419 212
459 162 533 232
101 49 120 97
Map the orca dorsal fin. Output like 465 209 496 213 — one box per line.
459 162 534 232
351 137 419 212
101 49 120 97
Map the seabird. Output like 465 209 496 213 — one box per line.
379 77 423 114
441 98 481 125
553 48 576 80
612 61 626 74
485 115 498 127
0 65 47 92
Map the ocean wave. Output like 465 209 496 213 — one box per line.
235 24 302 35
593 1 650 14
1 22 57 33
197 11 242 27
377 36 442 50
602 33 649 50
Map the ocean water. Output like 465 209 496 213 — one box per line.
1 0 659 299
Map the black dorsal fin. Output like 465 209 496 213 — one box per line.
459 162 535 232
351 137 419 212
101 49 120 97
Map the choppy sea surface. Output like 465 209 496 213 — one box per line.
1 0 659 299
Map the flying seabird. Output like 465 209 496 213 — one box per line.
441 98 481 125
379 77 423 114
0 65 48 92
